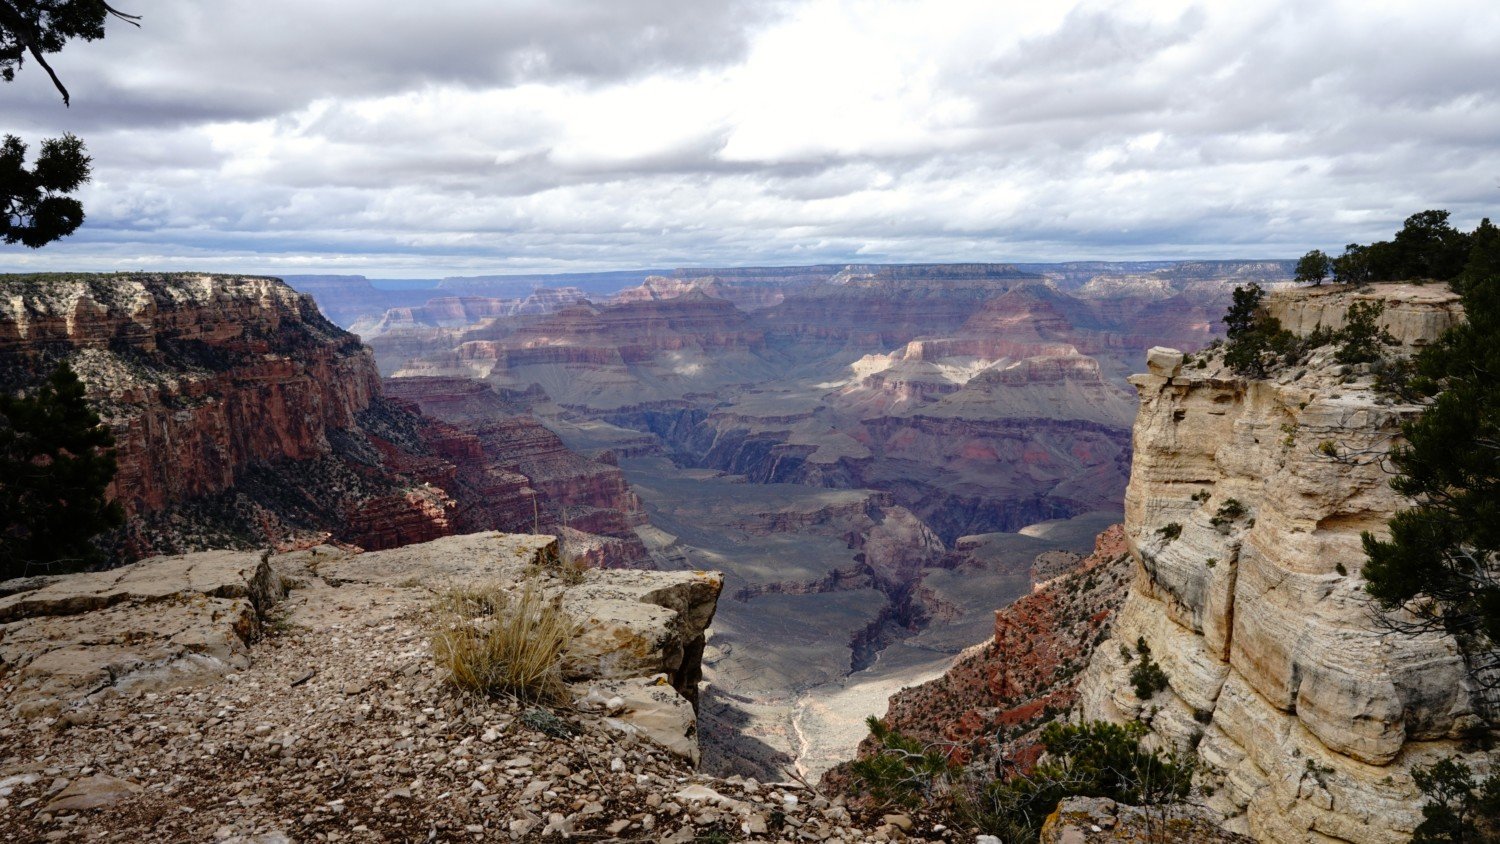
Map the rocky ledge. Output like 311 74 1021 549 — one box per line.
1076 283 1494 843
0 532 962 842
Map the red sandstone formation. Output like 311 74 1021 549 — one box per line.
0 274 651 564
383 376 650 566
853 525 1130 770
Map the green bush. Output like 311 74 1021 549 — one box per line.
1129 647 1170 699
849 716 961 809
965 720 1193 843
1411 758 1500 844
1335 300 1396 365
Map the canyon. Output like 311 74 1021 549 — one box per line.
0 275 645 564
296 259 1294 778
4 269 1491 842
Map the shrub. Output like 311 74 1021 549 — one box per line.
849 717 961 808
1334 300 1396 365
430 580 578 703
1411 758 1500 844
965 720 1193 843
1210 499 1248 530
1156 522 1182 541
0 361 123 576
1130 638 1170 699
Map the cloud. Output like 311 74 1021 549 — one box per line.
2 0 1497 275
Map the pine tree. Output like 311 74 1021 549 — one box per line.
1363 218 1500 691
0 361 122 576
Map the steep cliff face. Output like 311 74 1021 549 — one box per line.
0 275 652 564
849 526 1130 773
1076 283 1492 843
383 376 651 567
0 275 376 516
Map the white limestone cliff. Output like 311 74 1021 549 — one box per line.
1077 283 1495 843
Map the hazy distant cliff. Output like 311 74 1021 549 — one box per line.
1076 283 1493 843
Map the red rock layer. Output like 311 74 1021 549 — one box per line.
850 525 1129 771
0 275 377 519
0 275 650 565
383 376 650 565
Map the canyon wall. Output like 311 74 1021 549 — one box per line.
0 274 648 563
1075 283 1494 843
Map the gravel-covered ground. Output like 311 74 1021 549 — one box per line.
0 575 953 843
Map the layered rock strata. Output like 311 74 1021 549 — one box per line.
842 526 1130 775
0 275 650 562
1075 283 1492 843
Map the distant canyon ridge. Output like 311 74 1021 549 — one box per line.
289 260 1293 775
0 260 1293 777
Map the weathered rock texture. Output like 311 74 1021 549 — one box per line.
840 526 1130 777
1041 796 1255 843
0 549 283 717
0 274 651 563
1076 283 1494 843
0 532 721 753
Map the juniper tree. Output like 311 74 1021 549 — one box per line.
0 361 122 576
1363 218 1500 694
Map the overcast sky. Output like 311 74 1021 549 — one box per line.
2 0 1497 277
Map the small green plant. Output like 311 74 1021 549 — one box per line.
430 580 579 703
1334 300 1396 365
1205 557 1218 569
1130 637 1170 699
964 720 1193 843
1318 440 1339 457
1190 490 1212 503
1210 499 1247 530
849 717 961 808
1157 522 1182 541
520 706 577 738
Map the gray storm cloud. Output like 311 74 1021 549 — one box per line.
1 0 1496 275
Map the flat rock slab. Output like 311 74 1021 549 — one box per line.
0 550 279 717
316 532 558 588
42 774 142 811
0 550 280 622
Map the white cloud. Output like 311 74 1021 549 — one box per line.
2 0 1497 275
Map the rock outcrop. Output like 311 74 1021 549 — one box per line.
0 532 720 749
0 549 284 717
843 526 1131 775
7 534 929 842
1075 283 1494 843
0 274 653 563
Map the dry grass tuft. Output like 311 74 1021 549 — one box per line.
430 580 578 703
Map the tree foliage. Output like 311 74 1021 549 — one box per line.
966 720 1193 843
1362 218 1500 692
1334 300 1396 365
1410 759 1500 844
2 0 138 247
0 0 140 106
0 361 122 577
1 132 89 246
1368 241 1500 689
1222 283 1300 378
849 716 961 809
1296 249 1332 285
